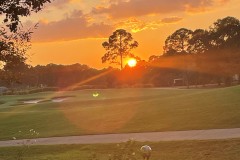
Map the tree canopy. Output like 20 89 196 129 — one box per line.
102 29 138 70
0 0 49 87
209 16 240 51
164 28 193 55
164 16 240 56
0 0 51 32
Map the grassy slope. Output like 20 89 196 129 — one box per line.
0 86 240 140
1 139 240 160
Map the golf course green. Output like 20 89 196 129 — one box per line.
0 86 240 140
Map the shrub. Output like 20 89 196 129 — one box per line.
132 83 154 88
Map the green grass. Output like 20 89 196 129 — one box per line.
1 139 240 160
0 86 240 140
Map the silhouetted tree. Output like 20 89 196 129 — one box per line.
188 29 209 54
163 28 194 88
102 29 138 70
208 17 240 84
0 28 32 88
2 59 29 89
164 28 193 55
0 0 51 32
209 16 240 50
148 55 161 62
0 0 49 88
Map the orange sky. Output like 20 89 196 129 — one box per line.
19 0 240 69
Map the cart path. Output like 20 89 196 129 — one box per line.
1 128 240 147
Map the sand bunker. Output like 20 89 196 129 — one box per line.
51 96 74 103
52 98 68 103
23 99 43 104
16 95 74 105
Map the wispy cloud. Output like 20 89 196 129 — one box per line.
116 16 183 33
48 0 73 8
32 11 114 42
92 0 231 18
29 0 231 42
161 17 183 23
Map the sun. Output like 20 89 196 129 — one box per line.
127 58 137 67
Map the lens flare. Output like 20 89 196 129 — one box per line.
93 92 99 97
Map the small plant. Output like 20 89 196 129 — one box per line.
13 129 39 160
108 140 138 160
89 140 139 160
88 152 99 160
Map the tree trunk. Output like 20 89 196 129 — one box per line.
120 35 123 70
121 54 123 70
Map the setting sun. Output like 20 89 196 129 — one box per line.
127 59 137 67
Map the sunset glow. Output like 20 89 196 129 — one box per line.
18 0 240 68
127 59 137 67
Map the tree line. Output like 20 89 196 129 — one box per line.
1 5 240 90
149 16 240 87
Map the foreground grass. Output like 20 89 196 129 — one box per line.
0 139 240 160
0 86 240 140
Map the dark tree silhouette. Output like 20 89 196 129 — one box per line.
0 0 51 32
0 0 46 86
208 16 240 84
102 29 138 70
164 28 193 55
188 29 209 54
0 28 32 63
209 16 240 51
0 28 33 88
163 28 194 88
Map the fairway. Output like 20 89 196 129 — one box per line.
0 86 240 140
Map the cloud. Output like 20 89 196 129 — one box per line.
92 0 231 18
49 0 73 8
116 18 152 33
161 17 183 23
116 17 183 33
31 13 182 42
32 11 114 42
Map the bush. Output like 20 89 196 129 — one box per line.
28 87 59 94
1 87 59 95
72 85 107 91
132 83 154 88
89 140 140 160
